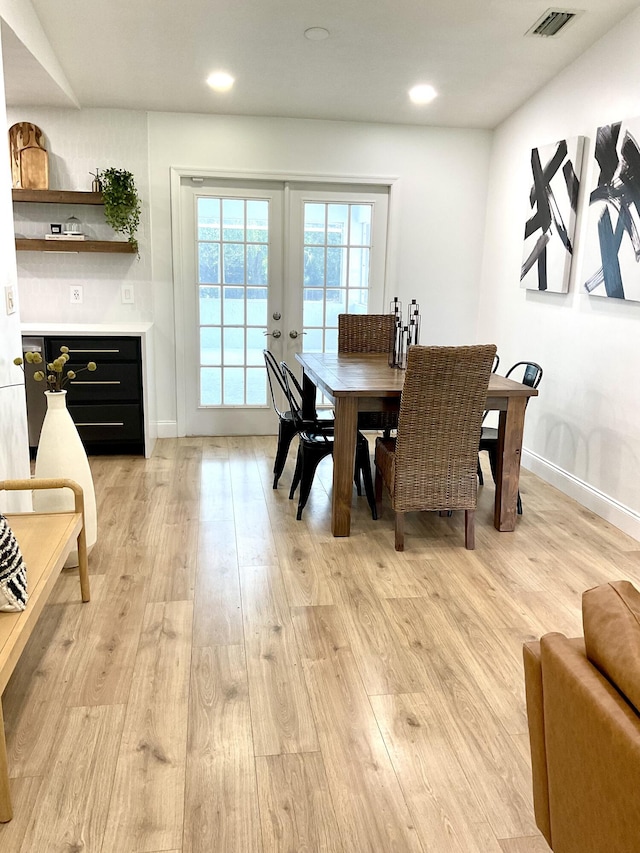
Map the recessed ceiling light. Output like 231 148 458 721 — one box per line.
206 72 235 92
304 27 330 41
409 84 437 105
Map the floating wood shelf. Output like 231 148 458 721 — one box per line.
15 238 136 254
12 189 104 205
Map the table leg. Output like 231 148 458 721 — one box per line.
301 371 317 421
494 397 526 532
0 699 12 822
331 396 358 537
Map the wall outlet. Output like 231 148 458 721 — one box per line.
4 285 15 315
70 285 83 304
121 283 135 304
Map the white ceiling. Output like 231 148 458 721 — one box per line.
4 0 640 129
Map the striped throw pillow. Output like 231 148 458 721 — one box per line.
0 515 28 611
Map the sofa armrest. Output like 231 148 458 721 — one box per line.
523 640 552 846
541 632 640 853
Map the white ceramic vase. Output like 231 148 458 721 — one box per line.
33 390 97 567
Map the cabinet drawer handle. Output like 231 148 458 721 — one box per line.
68 348 121 354
75 422 125 427
70 380 121 385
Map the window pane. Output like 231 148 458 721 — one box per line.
324 328 338 353
304 247 325 286
304 203 325 244
223 198 244 241
326 247 347 287
223 367 244 404
223 287 245 324
223 327 244 365
223 243 245 284
198 243 220 284
348 247 370 289
246 367 267 405
246 328 265 365
201 367 221 405
200 327 221 366
198 198 220 241
303 288 324 327
327 204 348 245
247 200 269 243
305 328 323 353
199 286 221 325
350 204 372 245
325 289 346 327
247 244 268 285
246 288 268 325
347 289 369 314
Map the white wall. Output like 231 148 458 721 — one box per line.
478 6 640 539
6 107 152 325
0 0 77 106
148 112 492 431
0 33 32 511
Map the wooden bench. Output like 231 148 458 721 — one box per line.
0 477 90 822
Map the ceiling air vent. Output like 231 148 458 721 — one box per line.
526 8 582 38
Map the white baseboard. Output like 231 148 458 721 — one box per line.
156 420 178 439
522 449 640 543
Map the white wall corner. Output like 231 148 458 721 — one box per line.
156 420 178 439
523 449 640 544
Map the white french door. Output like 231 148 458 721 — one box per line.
177 176 389 436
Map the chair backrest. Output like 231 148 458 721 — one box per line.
506 361 543 389
264 349 289 419
279 361 306 430
338 313 395 354
492 353 500 373
393 344 497 512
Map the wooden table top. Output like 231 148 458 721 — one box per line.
296 352 539 400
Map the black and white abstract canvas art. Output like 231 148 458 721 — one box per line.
521 136 584 293
583 119 640 301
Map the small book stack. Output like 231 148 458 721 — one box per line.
45 234 85 240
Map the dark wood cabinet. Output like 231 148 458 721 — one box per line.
44 335 145 455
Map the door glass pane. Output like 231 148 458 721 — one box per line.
200 327 221 365
199 286 221 325
302 201 374 353
198 243 220 283
198 198 220 241
246 287 267 325
201 368 221 405
223 367 244 404
304 203 325 244
197 196 269 407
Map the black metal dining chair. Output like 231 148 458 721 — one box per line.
264 349 333 489
280 361 377 521
478 361 543 514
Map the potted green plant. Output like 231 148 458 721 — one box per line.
99 167 141 251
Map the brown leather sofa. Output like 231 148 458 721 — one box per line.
523 580 640 853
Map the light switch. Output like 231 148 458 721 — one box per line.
4 285 15 315
121 283 135 304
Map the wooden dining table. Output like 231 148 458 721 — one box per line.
296 351 538 537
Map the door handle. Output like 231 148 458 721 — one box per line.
263 329 282 339
289 330 307 339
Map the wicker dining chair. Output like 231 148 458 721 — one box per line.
338 313 398 436
374 344 497 551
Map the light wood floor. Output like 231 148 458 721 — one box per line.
1 436 639 852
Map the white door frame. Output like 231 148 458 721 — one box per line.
169 167 398 437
